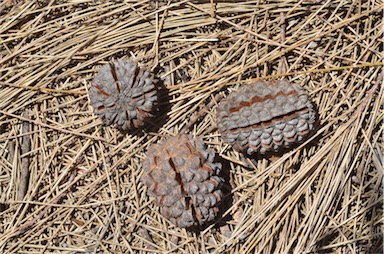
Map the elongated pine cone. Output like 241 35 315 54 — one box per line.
89 59 157 130
142 134 223 228
217 80 316 154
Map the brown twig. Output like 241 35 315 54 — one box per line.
17 111 31 201
17 172 76 235
17 192 65 234
180 93 223 134
7 140 15 167
278 12 288 75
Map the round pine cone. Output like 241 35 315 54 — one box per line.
89 59 157 130
217 79 316 154
142 134 223 228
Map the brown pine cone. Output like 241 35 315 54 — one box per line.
89 59 157 130
217 79 316 154
142 134 223 228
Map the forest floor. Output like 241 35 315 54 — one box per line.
0 1 382 253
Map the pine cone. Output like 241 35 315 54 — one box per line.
142 134 223 228
89 59 157 130
217 79 316 154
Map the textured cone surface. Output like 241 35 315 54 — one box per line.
142 134 223 228
89 59 157 130
217 79 316 154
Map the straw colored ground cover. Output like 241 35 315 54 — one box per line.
0 1 382 253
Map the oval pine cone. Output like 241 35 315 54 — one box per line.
217 80 316 154
142 134 223 228
89 59 157 130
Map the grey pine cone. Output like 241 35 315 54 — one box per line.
142 134 223 228
89 59 157 130
217 79 316 154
